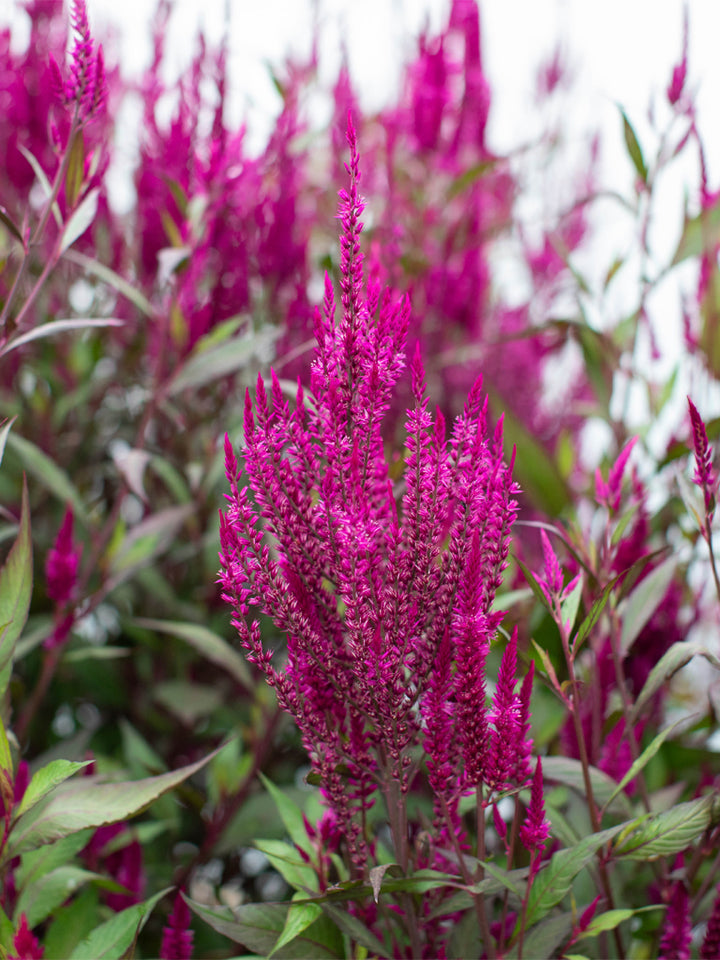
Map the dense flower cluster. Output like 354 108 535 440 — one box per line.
219 122 532 884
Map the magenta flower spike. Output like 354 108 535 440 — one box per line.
667 6 689 107
160 893 194 960
519 757 550 856
595 436 638 511
219 116 519 866
658 876 692 960
45 507 80 607
701 884 720 959
688 396 716 521
9 914 43 960
486 627 520 791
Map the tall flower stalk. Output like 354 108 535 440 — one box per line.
219 117 524 955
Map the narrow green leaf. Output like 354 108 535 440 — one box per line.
0 904 14 952
6 749 219 858
601 716 691 813
259 773 312 851
65 250 155 317
70 887 170 959
254 838 317 892
15 760 91 819
614 794 718 859
59 188 99 254
0 477 32 685
524 824 624 927
134 617 251 690
620 107 648 183
167 326 280 395
0 417 17 469
542 756 632 816
6 434 88 526
154 680 223 725
16 866 115 928
43 886 99 959
579 905 662 940
17 145 62 225
108 505 192 580
506 911 574 959
572 577 617 653
515 558 552 611
3 318 123 357
16 831 94 889
672 195 720 266
119 719 167 776
270 897 323 957
620 558 677 656
560 574 583 634
319 902 388 958
631 640 720 724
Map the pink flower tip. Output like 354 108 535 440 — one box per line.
160 892 194 960
45 508 81 607
10 914 44 960
519 758 550 855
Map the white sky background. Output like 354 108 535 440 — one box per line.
4 0 720 440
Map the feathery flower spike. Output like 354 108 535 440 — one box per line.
9 914 43 960
519 757 550 856
688 396 716 521
160 893 194 960
700 883 720 958
658 875 691 960
45 507 80 607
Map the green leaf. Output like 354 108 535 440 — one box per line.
270 896 323 957
254 838 317 892
15 759 91 819
506 911 574 959
64 250 155 317
134 617 252 691
560 574 583 634
0 416 17 469
17 144 62 225
43 886 99 959
614 793 719 859
542 756 632 817
16 831 95 889
579 905 662 941
70 887 170 959
572 577 616 654
167 326 280 395
3 318 124 357
59 187 99 254
16 866 115 928
601 716 691 813
318 902 388 958
258 773 311 852
185 897 343 958
108 505 192 580
154 680 224 725
619 557 677 656
0 477 32 686
6 434 88 526
515 558 552 611
524 824 624 927
630 640 720 724
672 194 720 266
119 719 167 776
6 749 219 858
620 107 648 183
0 904 14 952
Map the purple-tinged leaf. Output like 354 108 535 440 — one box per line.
1 318 124 357
270 897 324 958
65 251 155 317
619 107 648 184
0 205 23 245
15 760 91 819
6 749 220 858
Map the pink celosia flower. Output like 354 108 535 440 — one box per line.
219 118 520 869
688 396 716 521
9 914 43 960
595 436 638 512
45 508 80 607
160 893 194 960
519 757 550 856
667 7 688 107
658 874 692 960
701 884 720 958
